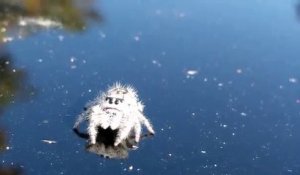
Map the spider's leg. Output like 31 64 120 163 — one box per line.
87 122 98 144
73 112 87 129
133 122 142 143
138 113 155 135
114 125 132 146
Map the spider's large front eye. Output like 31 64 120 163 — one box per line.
106 97 113 104
115 98 123 105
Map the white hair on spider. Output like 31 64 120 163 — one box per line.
74 82 155 146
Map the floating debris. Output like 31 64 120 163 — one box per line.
128 166 133 171
152 60 162 67
240 112 247 117
41 140 57 144
186 69 198 79
236 69 243 74
288 78 298 83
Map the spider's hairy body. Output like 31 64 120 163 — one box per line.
74 83 155 146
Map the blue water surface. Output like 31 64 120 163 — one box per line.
1 0 300 174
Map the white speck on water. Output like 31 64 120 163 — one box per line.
41 140 57 144
152 60 162 67
240 112 247 116
88 89 92 93
58 35 64 41
168 153 172 157
6 146 10 150
204 78 208 82
186 69 198 79
37 59 43 63
128 166 133 171
232 132 236 136
5 61 10 65
289 78 297 83
201 150 207 154
70 57 76 63
222 124 228 128
70 65 77 69
218 83 223 87
236 69 243 74
187 70 198 75
133 36 140 41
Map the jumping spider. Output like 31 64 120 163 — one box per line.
73 83 155 146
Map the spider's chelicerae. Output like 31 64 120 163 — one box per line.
73 83 155 146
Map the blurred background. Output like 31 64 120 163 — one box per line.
0 0 300 174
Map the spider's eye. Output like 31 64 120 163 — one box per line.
106 97 113 104
115 98 123 105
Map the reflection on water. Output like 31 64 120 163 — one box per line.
0 0 102 42
0 53 29 110
0 50 30 175
0 129 5 152
0 1 102 173
0 166 22 175
74 127 153 159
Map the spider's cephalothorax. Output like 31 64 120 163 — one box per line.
74 83 155 146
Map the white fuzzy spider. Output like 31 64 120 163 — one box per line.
74 83 155 146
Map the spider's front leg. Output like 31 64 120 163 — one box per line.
86 110 100 144
133 122 142 143
138 113 155 135
114 125 132 146
73 110 89 129
87 121 98 144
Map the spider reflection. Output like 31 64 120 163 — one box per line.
73 127 153 159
